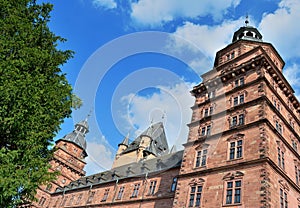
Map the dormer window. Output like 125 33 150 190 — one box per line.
231 52 235 59
227 54 230 61
225 51 235 62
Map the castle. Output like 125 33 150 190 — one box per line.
24 22 300 207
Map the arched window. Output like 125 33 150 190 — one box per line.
171 177 178 192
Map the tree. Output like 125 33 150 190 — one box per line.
0 0 75 206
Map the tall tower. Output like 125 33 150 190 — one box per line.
33 119 89 207
174 22 300 207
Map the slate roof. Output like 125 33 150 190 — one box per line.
232 26 263 43
54 150 183 193
122 122 169 156
56 119 89 157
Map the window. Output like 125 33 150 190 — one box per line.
39 197 46 206
239 114 244 125
101 189 109 202
231 52 235 59
235 77 244 87
204 108 209 117
229 140 243 160
232 116 237 126
87 191 95 204
76 193 83 205
274 100 281 112
277 147 285 169
290 120 295 129
131 184 140 198
280 188 288 208
295 166 300 185
116 186 125 200
208 90 216 99
200 125 211 136
231 114 244 127
203 106 214 117
276 121 283 134
225 180 241 205
171 177 178 192
209 106 214 115
292 140 297 152
234 97 238 106
68 195 75 205
226 54 230 61
54 198 59 207
233 94 244 106
148 181 157 195
61 196 68 206
195 149 207 167
206 125 211 136
189 185 203 207
201 127 206 136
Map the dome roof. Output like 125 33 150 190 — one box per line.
62 131 87 150
57 118 89 156
232 26 263 43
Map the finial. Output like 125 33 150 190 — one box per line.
85 108 93 122
245 14 249 26
150 117 154 127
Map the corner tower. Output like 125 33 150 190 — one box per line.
174 21 300 207
33 118 89 207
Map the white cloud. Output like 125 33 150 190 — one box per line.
259 0 300 60
283 63 300 88
84 136 114 175
283 63 300 101
121 82 196 150
93 0 117 9
166 19 243 72
130 0 241 27
258 0 300 120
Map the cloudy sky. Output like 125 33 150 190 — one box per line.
42 0 300 175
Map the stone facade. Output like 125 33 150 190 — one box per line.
175 25 300 208
25 24 300 207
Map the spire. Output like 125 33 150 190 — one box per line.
169 145 177 153
118 133 129 147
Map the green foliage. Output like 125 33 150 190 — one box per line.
72 94 83 110
0 0 75 206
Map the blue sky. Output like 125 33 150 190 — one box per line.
42 0 300 175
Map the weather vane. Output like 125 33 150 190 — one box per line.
85 108 93 121
245 13 249 26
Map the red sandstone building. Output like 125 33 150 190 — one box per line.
26 23 300 207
